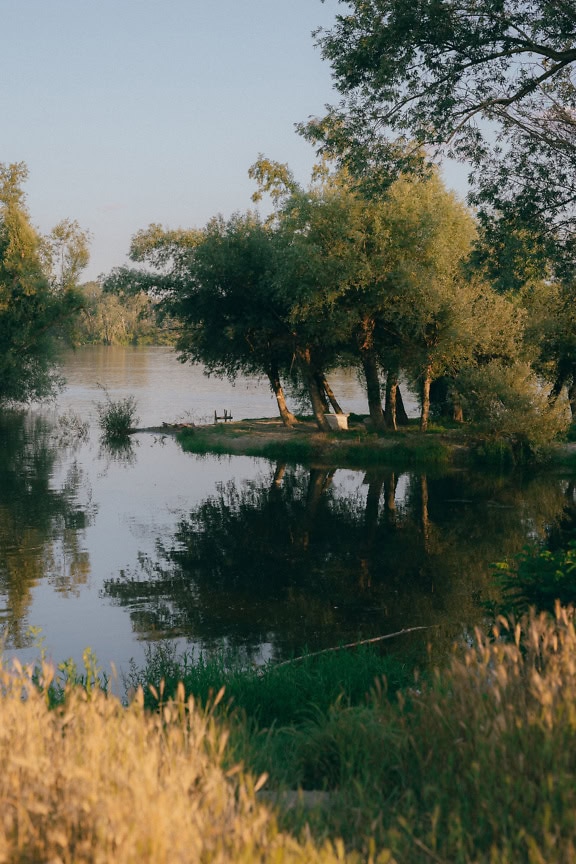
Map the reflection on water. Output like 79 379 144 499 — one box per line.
0 345 575 674
0 411 95 648
104 461 576 663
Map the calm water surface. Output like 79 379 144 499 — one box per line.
1 346 575 685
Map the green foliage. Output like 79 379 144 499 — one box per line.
124 641 416 726
458 360 571 455
304 0 576 265
494 542 576 615
95 388 139 440
0 162 87 403
39 218 90 293
26 630 109 708
73 280 174 346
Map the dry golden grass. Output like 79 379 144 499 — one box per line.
5 607 576 862
0 666 362 864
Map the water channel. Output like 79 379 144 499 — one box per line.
1 345 575 686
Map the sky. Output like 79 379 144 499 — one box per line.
2 0 469 281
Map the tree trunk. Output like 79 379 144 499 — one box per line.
321 374 344 414
453 400 464 423
396 386 410 425
384 369 398 431
313 371 331 413
267 365 298 427
360 348 386 432
420 366 432 432
297 348 330 431
569 370 576 420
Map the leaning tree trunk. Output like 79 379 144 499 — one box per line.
297 348 330 431
267 364 298 427
420 365 432 432
313 371 331 413
321 374 344 414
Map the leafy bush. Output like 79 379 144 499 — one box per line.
494 541 576 614
457 360 570 458
96 387 139 440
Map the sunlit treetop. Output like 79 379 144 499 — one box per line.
304 0 576 260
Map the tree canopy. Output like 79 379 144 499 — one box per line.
0 163 87 404
304 0 576 262
104 158 557 441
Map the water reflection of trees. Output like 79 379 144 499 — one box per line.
104 460 572 661
0 412 94 647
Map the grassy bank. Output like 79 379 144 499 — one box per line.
5 608 576 861
175 416 575 469
176 417 460 469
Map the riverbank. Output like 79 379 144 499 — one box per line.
138 415 576 469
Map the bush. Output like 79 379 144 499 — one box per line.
493 541 576 615
96 387 139 440
457 360 570 458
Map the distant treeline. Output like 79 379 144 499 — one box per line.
71 281 175 346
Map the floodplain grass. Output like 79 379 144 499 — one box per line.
7 609 576 861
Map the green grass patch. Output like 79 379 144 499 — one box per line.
124 642 417 726
177 423 454 468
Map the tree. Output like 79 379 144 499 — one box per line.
521 277 576 418
39 219 91 293
265 157 501 432
0 163 85 404
304 0 576 262
107 215 301 426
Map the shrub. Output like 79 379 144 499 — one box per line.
457 360 570 458
96 387 139 440
493 541 576 615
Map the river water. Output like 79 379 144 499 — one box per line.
1 345 575 687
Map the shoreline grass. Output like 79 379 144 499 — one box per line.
177 421 458 469
175 416 571 469
6 608 576 860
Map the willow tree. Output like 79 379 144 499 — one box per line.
257 157 488 432
106 214 300 427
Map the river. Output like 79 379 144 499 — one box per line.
0 345 574 689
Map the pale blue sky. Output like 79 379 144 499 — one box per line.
2 0 468 280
